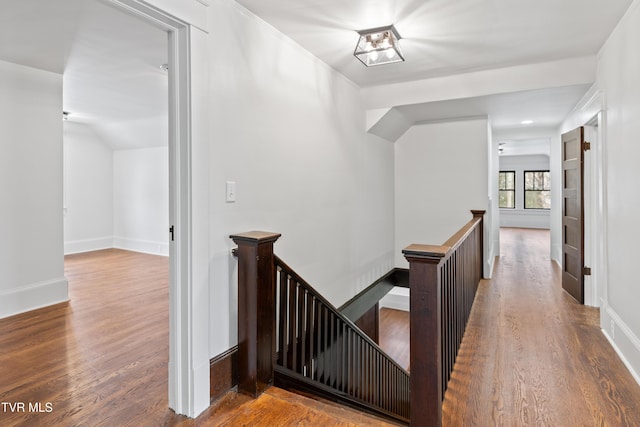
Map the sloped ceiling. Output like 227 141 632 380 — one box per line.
0 0 168 150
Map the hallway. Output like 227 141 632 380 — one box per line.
442 227 640 426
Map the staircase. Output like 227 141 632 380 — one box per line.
230 210 484 426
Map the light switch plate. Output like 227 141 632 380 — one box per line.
226 181 236 203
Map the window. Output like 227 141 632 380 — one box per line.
499 171 515 209
524 170 550 209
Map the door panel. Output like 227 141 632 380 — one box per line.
561 127 584 303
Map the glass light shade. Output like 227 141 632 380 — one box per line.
354 25 404 67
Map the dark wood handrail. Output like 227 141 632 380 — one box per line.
403 210 485 427
230 231 410 424
232 211 484 427
403 212 483 262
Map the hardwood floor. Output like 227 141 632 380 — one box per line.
0 249 180 427
2 230 640 426
0 249 393 426
193 387 396 426
379 308 410 371
442 228 640 426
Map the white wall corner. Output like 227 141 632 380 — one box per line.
601 306 640 387
0 278 69 319
64 237 114 255
380 287 410 312
366 108 392 131
113 236 169 257
368 108 413 142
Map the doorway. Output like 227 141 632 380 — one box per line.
558 108 605 308
61 0 197 416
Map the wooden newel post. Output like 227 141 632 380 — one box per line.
403 243 448 427
230 231 282 398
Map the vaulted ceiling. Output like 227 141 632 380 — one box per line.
0 0 167 150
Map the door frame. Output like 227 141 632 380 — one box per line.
570 89 608 308
107 0 208 417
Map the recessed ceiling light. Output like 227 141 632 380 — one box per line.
521 120 534 125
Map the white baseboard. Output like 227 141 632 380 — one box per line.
601 306 640 386
380 287 409 312
113 236 169 257
64 236 114 255
0 277 69 319
551 242 562 265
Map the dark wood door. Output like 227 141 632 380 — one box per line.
561 127 585 303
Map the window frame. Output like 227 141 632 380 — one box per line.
523 170 551 210
498 170 516 209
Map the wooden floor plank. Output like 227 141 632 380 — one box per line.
441 228 640 426
379 307 410 371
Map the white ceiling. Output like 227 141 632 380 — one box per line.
235 0 632 87
398 85 593 130
234 0 631 154
0 0 633 152
0 0 168 149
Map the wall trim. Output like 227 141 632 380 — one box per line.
113 236 169 256
209 346 238 402
601 306 640 386
0 277 69 319
64 237 114 255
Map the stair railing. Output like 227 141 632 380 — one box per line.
230 231 409 424
402 210 484 426
230 209 484 426
273 255 410 423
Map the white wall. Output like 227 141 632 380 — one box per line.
113 147 169 256
63 126 168 257
595 0 640 384
63 121 114 254
499 154 551 229
206 0 395 358
394 119 490 267
0 59 67 318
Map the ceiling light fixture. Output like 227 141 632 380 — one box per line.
521 120 534 125
354 25 404 67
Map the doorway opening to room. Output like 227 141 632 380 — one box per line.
497 138 553 271
61 0 193 416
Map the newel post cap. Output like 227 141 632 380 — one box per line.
230 231 281 245
402 244 449 262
